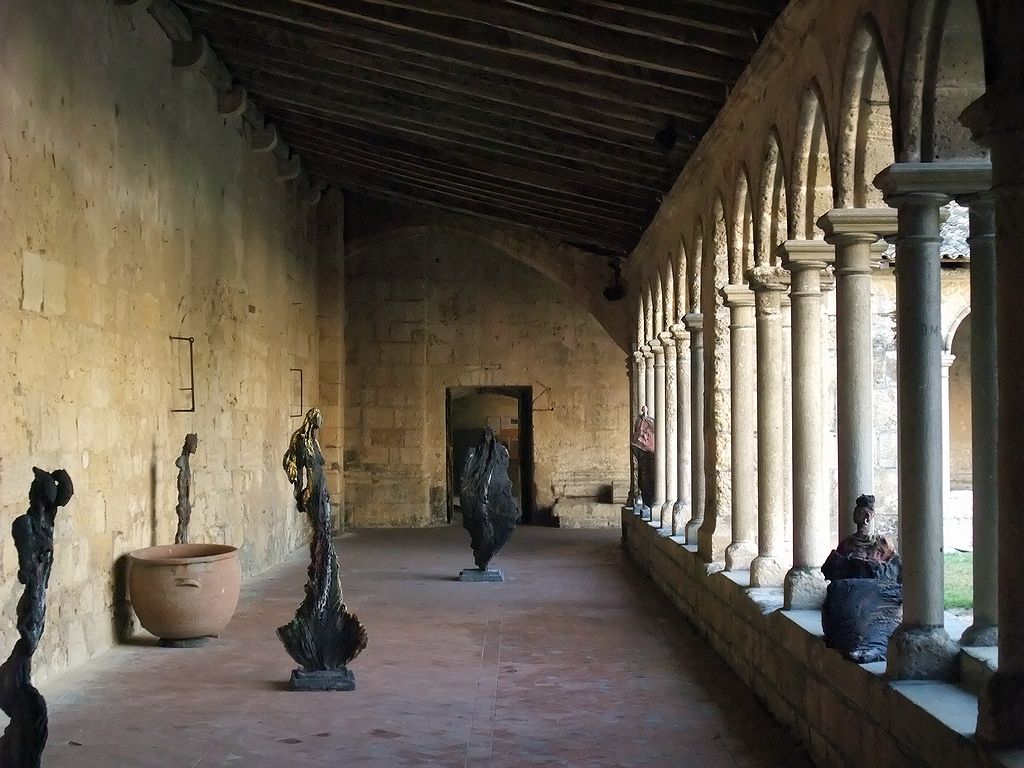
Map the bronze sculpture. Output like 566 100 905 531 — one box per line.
174 433 198 545
0 467 74 768
459 427 520 581
278 408 367 690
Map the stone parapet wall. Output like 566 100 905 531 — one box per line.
622 511 1010 768
0 0 322 679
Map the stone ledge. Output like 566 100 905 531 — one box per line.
621 510 1024 768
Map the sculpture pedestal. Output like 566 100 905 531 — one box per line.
290 667 356 691
459 568 504 582
158 637 209 648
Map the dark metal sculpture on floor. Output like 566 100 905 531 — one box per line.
821 494 903 663
278 408 367 690
174 433 198 545
0 467 74 768
459 427 520 581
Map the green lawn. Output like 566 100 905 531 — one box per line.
945 552 973 611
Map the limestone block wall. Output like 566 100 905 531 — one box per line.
0 0 321 678
344 229 628 527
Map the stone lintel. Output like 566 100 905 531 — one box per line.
719 283 754 308
745 264 789 294
873 161 991 203
683 312 703 334
818 207 898 243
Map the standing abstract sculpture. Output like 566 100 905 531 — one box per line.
0 467 74 768
279 408 367 690
174 433 198 545
459 427 520 582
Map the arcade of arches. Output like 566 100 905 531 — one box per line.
4 0 1024 767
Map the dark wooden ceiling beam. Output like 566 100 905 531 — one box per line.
265 107 668 197
180 0 730 110
274 0 751 79
282 134 652 222
231 67 679 167
189 10 717 128
274 120 655 215
212 38 700 151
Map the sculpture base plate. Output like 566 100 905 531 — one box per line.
459 568 504 582
290 667 356 691
158 637 209 648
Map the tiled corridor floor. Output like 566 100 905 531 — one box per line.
40 526 813 767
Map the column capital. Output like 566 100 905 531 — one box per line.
683 312 703 334
873 161 991 205
657 330 675 348
633 349 646 365
745 264 789 294
818 207 898 244
641 344 655 360
820 266 836 294
669 323 689 343
647 338 663 355
941 352 956 369
719 283 754 308
778 239 834 273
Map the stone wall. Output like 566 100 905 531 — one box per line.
0 0 323 678
344 229 628 527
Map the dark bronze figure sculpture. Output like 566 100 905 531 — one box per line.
459 427 520 580
0 467 74 768
174 433 198 545
278 408 367 690
821 494 903 663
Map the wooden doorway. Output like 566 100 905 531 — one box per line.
445 386 535 524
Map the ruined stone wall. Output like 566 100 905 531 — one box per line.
344 229 628 527
0 0 320 678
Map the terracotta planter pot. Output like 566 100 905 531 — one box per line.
127 543 241 642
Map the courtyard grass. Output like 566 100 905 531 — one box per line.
945 551 973 611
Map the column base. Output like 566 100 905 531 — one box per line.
659 500 675 528
783 567 826 610
725 541 756 572
885 624 957 680
750 555 787 587
960 622 998 648
977 671 1024 747
671 501 688 536
684 518 702 545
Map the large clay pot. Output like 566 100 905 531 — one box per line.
127 543 241 642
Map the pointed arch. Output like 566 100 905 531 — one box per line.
674 236 688 322
730 167 754 283
662 258 676 331
837 17 896 207
643 283 653 343
757 130 789 265
792 85 836 239
653 270 665 336
635 293 645 348
689 219 704 313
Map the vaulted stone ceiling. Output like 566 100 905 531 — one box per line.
175 0 785 256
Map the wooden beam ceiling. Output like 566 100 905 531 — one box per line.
176 0 785 256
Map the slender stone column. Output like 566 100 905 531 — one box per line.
818 209 897 537
781 295 793 554
659 331 678 528
721 285 757 571
683 313 705 544
940 352 955 506
958 192 998 647
875 162 989 679
671 324 691 535
963 87 1023 742
747 266 790 587
625 355 637 513
644 344 655 422
632 350 647 515
652 339 667 523
780 242 833 609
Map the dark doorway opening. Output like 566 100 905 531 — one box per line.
446 386 535 524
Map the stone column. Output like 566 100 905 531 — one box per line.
652 339 667 523
671 324 691 536
818 209 897 537
659 331 678 528
632 350 647 515
780 242 833 609
747 266 790 587
940 352 955 507
625 355 637 512
721 285 757 571
963 88 1024 743
958 192 998 647
875 162 987 679
781 295 793 555
644 344 655 422
684 313 705 544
